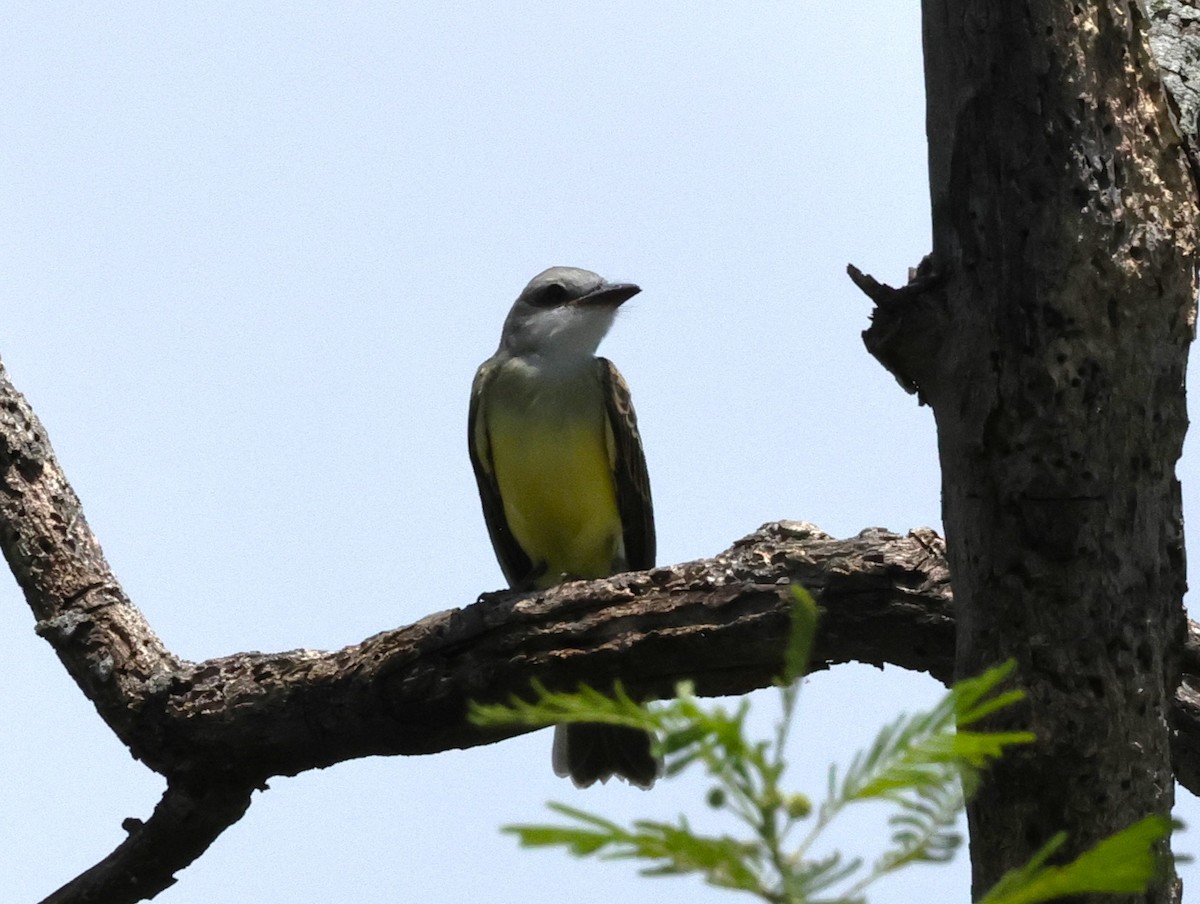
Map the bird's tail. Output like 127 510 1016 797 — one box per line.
551 722 661 789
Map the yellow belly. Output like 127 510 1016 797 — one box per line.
489 412 621 589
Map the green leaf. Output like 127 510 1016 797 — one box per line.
469 678 658 733
779 585 821 685
978 815 1170 904
950 729 1037 767
494 659 1050 904
505 825 613 855
955 660 1022 726
787 850 862 898
506 804 766 895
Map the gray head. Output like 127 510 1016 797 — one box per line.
498 266 641 360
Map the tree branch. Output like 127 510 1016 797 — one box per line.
42 779 253 904
27 518 958 783
1 331 1195 903
849 258 944 402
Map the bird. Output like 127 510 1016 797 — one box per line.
468 266 660 789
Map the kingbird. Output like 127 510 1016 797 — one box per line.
469 266 659 789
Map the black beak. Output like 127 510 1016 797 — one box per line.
580 281 641 307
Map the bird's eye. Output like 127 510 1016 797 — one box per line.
530 283 568 307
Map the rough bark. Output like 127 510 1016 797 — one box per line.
1145 0 1200 169
856 2 1198 901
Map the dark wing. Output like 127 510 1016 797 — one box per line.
468 359 535 589
599 358 656 571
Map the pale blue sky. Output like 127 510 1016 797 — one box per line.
2 4 1194 902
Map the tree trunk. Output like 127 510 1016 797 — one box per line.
909 2 1196 899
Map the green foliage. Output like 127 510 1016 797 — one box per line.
977 816 1172 904
470 586 1171 902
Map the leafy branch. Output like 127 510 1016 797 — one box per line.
471 587 1172 902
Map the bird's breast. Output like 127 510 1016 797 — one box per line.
486 363 622 586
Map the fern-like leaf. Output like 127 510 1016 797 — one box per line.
977 815 1171 904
